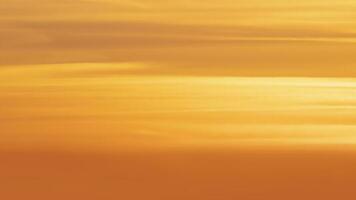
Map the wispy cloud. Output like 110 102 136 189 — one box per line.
1 63 356 151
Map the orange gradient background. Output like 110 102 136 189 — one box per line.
1 0 356 199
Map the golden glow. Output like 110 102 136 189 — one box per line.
1 1 356 199
1 63 356 152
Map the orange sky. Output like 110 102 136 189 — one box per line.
1 63 356 151
1 0 356 76
1 1 356 199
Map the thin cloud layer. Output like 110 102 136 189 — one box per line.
1 63 356 151
1 0 356 76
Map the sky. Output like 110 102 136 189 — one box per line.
1 0 356 76
1 0 356 199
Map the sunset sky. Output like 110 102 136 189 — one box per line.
2 0 356 76
1 0 356 199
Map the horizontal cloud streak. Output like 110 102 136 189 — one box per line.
1 0 356 76
1 63 356 151
1 20 356 76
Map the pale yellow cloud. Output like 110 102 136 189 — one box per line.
1 63 356 152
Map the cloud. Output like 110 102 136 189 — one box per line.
1 63 356 150
1 0 356 76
